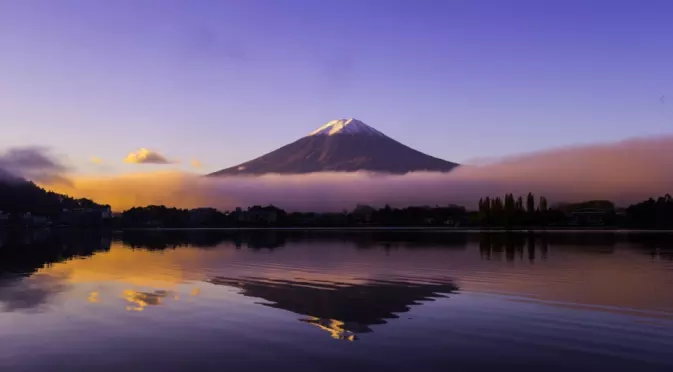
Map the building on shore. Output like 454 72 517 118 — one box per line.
237 206 282 224
568 208 611 226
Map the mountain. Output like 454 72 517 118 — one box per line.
0 168 20 183
209 119 459 176
0 174 108 217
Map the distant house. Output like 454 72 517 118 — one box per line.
189 208 219 225
352 205 375 224
444 218 458 226
143 219 163 228
239 206 281 224
58 206 112 227
101 206 112 219
569 208 611 226
21 213 51 227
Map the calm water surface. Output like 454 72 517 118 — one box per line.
1 230 673 371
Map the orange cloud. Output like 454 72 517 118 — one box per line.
191 158 202 168
124 148 175 164
45 171 205 211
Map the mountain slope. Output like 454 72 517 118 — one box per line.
209 119 459 176
0 174 108 217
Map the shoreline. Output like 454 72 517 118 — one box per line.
115 227 673 233
4 226 673 234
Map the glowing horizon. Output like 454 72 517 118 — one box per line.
34 133 673 212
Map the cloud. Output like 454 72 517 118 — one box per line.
42 135 673 212
124 148 175 165
90 156 104 165
191 159 202 168
0 146 71 185
0 273 69 312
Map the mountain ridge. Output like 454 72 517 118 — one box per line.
209 119 459 176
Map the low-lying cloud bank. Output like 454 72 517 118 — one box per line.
0 147 70 185
35 135 673 212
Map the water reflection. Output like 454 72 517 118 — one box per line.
0 231 110 312
1 230 673 371
122 289 174 312
118 229 470 251
210 276 458 340
479 233 549 261
116 229 673 260
0 230 111 277
0 272 70 312
1 229 673 315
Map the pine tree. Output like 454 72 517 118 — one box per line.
515 196 524 226
504 193 515 227
539 196 548 226
492 197 504 226
478 198 486 225
478 198 483 222
526 193 535 214
483 196 491 226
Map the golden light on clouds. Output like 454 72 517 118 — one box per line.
191 158 202 168
35 241 216 287
32 134 673 215
123 289 169 312
90 157 104 165
34 242 227 311
43 171 211 211
88 291 100 303
124 148 175 164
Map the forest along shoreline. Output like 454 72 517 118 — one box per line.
1 179 672 230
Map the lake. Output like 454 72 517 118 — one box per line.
1 230 673 371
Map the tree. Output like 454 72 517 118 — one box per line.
504 193 515 227
526 193 535 214
538 196 548 226
539 196 548 212
626 194 673 228
478 198 485 225
515 196 524 226
482 197 491 226
491 197 504 226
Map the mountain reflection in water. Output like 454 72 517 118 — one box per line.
210 276 458 340
1 229 673 372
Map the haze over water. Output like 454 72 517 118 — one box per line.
0 230 672 371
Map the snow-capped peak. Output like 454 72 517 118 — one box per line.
309 119 385 137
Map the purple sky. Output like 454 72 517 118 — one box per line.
1 0 672 175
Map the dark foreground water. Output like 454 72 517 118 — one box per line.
1 230 673 371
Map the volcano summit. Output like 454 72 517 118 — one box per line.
209 119 459 176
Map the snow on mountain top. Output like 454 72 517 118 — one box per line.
308 118 385 137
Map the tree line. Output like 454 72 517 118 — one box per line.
1 177 672 229
477 193 550 227
115 193 673 229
